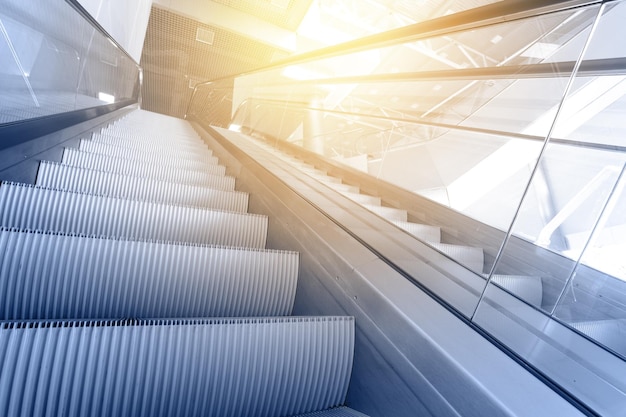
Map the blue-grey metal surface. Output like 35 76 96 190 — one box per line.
0 183 267 248
291 406 369 416
90 132 211 156
0 317 354 417
198 123 590 417
0 228 297 319
60 148 228 184
36 163 248 212
78 140 219 170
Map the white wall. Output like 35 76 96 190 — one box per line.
78 0 153 62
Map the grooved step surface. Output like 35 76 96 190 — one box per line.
95 130 208 151
431 243 484 273
78 140 219 169
61 149 228 184
90 133 212 158
0 229 297 320
490 275 543 307
393 221 441 243
0 317 354 417
363 204 408 222
36 163 248 212
0 183 267 248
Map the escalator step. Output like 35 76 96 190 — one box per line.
0 183 267 248
0 317 354 417
36 163 248 212
61 148 228 184
78 140 219 169
0 228 298 320
89 133 212 158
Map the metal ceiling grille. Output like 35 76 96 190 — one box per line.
140 6 280 118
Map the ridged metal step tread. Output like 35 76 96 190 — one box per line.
363 204 408 222
96 130 207 150
57 150 230 187
63 147 222 173
79 140 219 168
90 133 212 157
93 131 209 153
340 191 382 206
393 220 441 243
431 243 484 272
35 163 247 211
0 317 354 417
0 228 297 319
0 183 267 248
490 274 543 307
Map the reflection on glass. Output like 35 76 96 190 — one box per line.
0 1 139 125
191 0 626 373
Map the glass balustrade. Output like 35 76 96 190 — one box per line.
187 1 626 413
0 0 140 126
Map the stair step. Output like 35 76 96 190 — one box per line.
57 150 231 187
570 319 626 355
431 243 484 272
312 173 343 184
94 130 209 152
393 220 441 243
36 163 248 211
0 317 354 417
0 183 267 248
90 133 213 158
79 140 219 168
0 228 297 319
326 182 360 194
490 274 543 307
63 147 222 174
363 204 408 222
107 121 202 139
341 191 381 206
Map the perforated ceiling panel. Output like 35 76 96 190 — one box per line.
140 6 280 118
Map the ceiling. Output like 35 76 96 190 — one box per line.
140 0 312 118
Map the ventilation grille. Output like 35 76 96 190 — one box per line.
196 27 215 45
0 317 354 417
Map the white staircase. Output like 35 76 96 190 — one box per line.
0 110 366 417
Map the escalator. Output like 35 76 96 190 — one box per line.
0 109 367 417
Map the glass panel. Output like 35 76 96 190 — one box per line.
201 3 604 297
189 1 626 413
476 3 626 400
0 0 140 126
548 0 626 358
